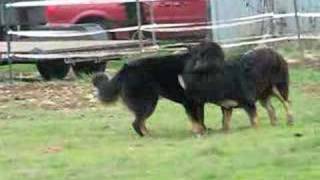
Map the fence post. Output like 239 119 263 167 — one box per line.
135 0 144 52
210 0 220 42
293 0 304 59
149 1 157 46
267 0 275 37
4 3 13 83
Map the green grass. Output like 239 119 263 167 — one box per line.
0 66 319 180
0 64 37 73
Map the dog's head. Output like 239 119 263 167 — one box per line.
185 41 225 73
179 42 225 93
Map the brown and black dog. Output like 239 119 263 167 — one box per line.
181 43 293 131
92 43 224 136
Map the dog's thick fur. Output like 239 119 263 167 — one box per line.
93 45 224 136
182 45 293 130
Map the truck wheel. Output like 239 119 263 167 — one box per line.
94 19 115 40
76 18 114 40
36 59 70 80
71 62 106 77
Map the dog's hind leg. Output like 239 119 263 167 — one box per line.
260 97 278 126
244 104 259 129
221 107 233 132
272 86 294 126
184 102 206 135
132 116 150 137
125 93 158 137
132 101 157 137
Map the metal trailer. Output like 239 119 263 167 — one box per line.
0 39 157 80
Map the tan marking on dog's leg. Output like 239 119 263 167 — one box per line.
140 120 150 136
260 98 278 126
246 109 259 129
251 113 259 129
284 101 294 126
272 87 294 126
191 120 206 135
222 108 233 132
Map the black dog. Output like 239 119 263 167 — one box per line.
93 44 224 136
181 44 293 131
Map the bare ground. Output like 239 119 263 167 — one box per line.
288 54 320 70
0 81 97 110
301 84 320 99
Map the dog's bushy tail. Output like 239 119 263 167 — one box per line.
92 66 126 103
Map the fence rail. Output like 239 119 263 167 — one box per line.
7 11 320 49
3 0 320 58
5 0 159 8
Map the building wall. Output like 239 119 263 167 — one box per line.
210 0 320 42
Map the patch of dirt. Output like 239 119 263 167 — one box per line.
43 146 64 154
0 82 98 110
288 54 320 70
301 84 320 99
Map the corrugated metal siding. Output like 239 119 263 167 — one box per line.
274 0 320 35
210 0 320 42
211 0 270 42
297 0 320 34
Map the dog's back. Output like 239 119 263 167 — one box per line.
93 53 190 104
123 53 190 103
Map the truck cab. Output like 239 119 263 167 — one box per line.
44 0 209 39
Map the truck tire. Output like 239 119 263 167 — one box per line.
92 19 115 40
71 61 106 77
36 59 70 80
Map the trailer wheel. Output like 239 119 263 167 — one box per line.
71 62 106 77
36 59 70 80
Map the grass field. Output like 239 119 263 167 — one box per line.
0 62 320 179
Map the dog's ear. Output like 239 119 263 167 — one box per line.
185 41 225 73
196 42 225 71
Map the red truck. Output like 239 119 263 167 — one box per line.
44 0 209 39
